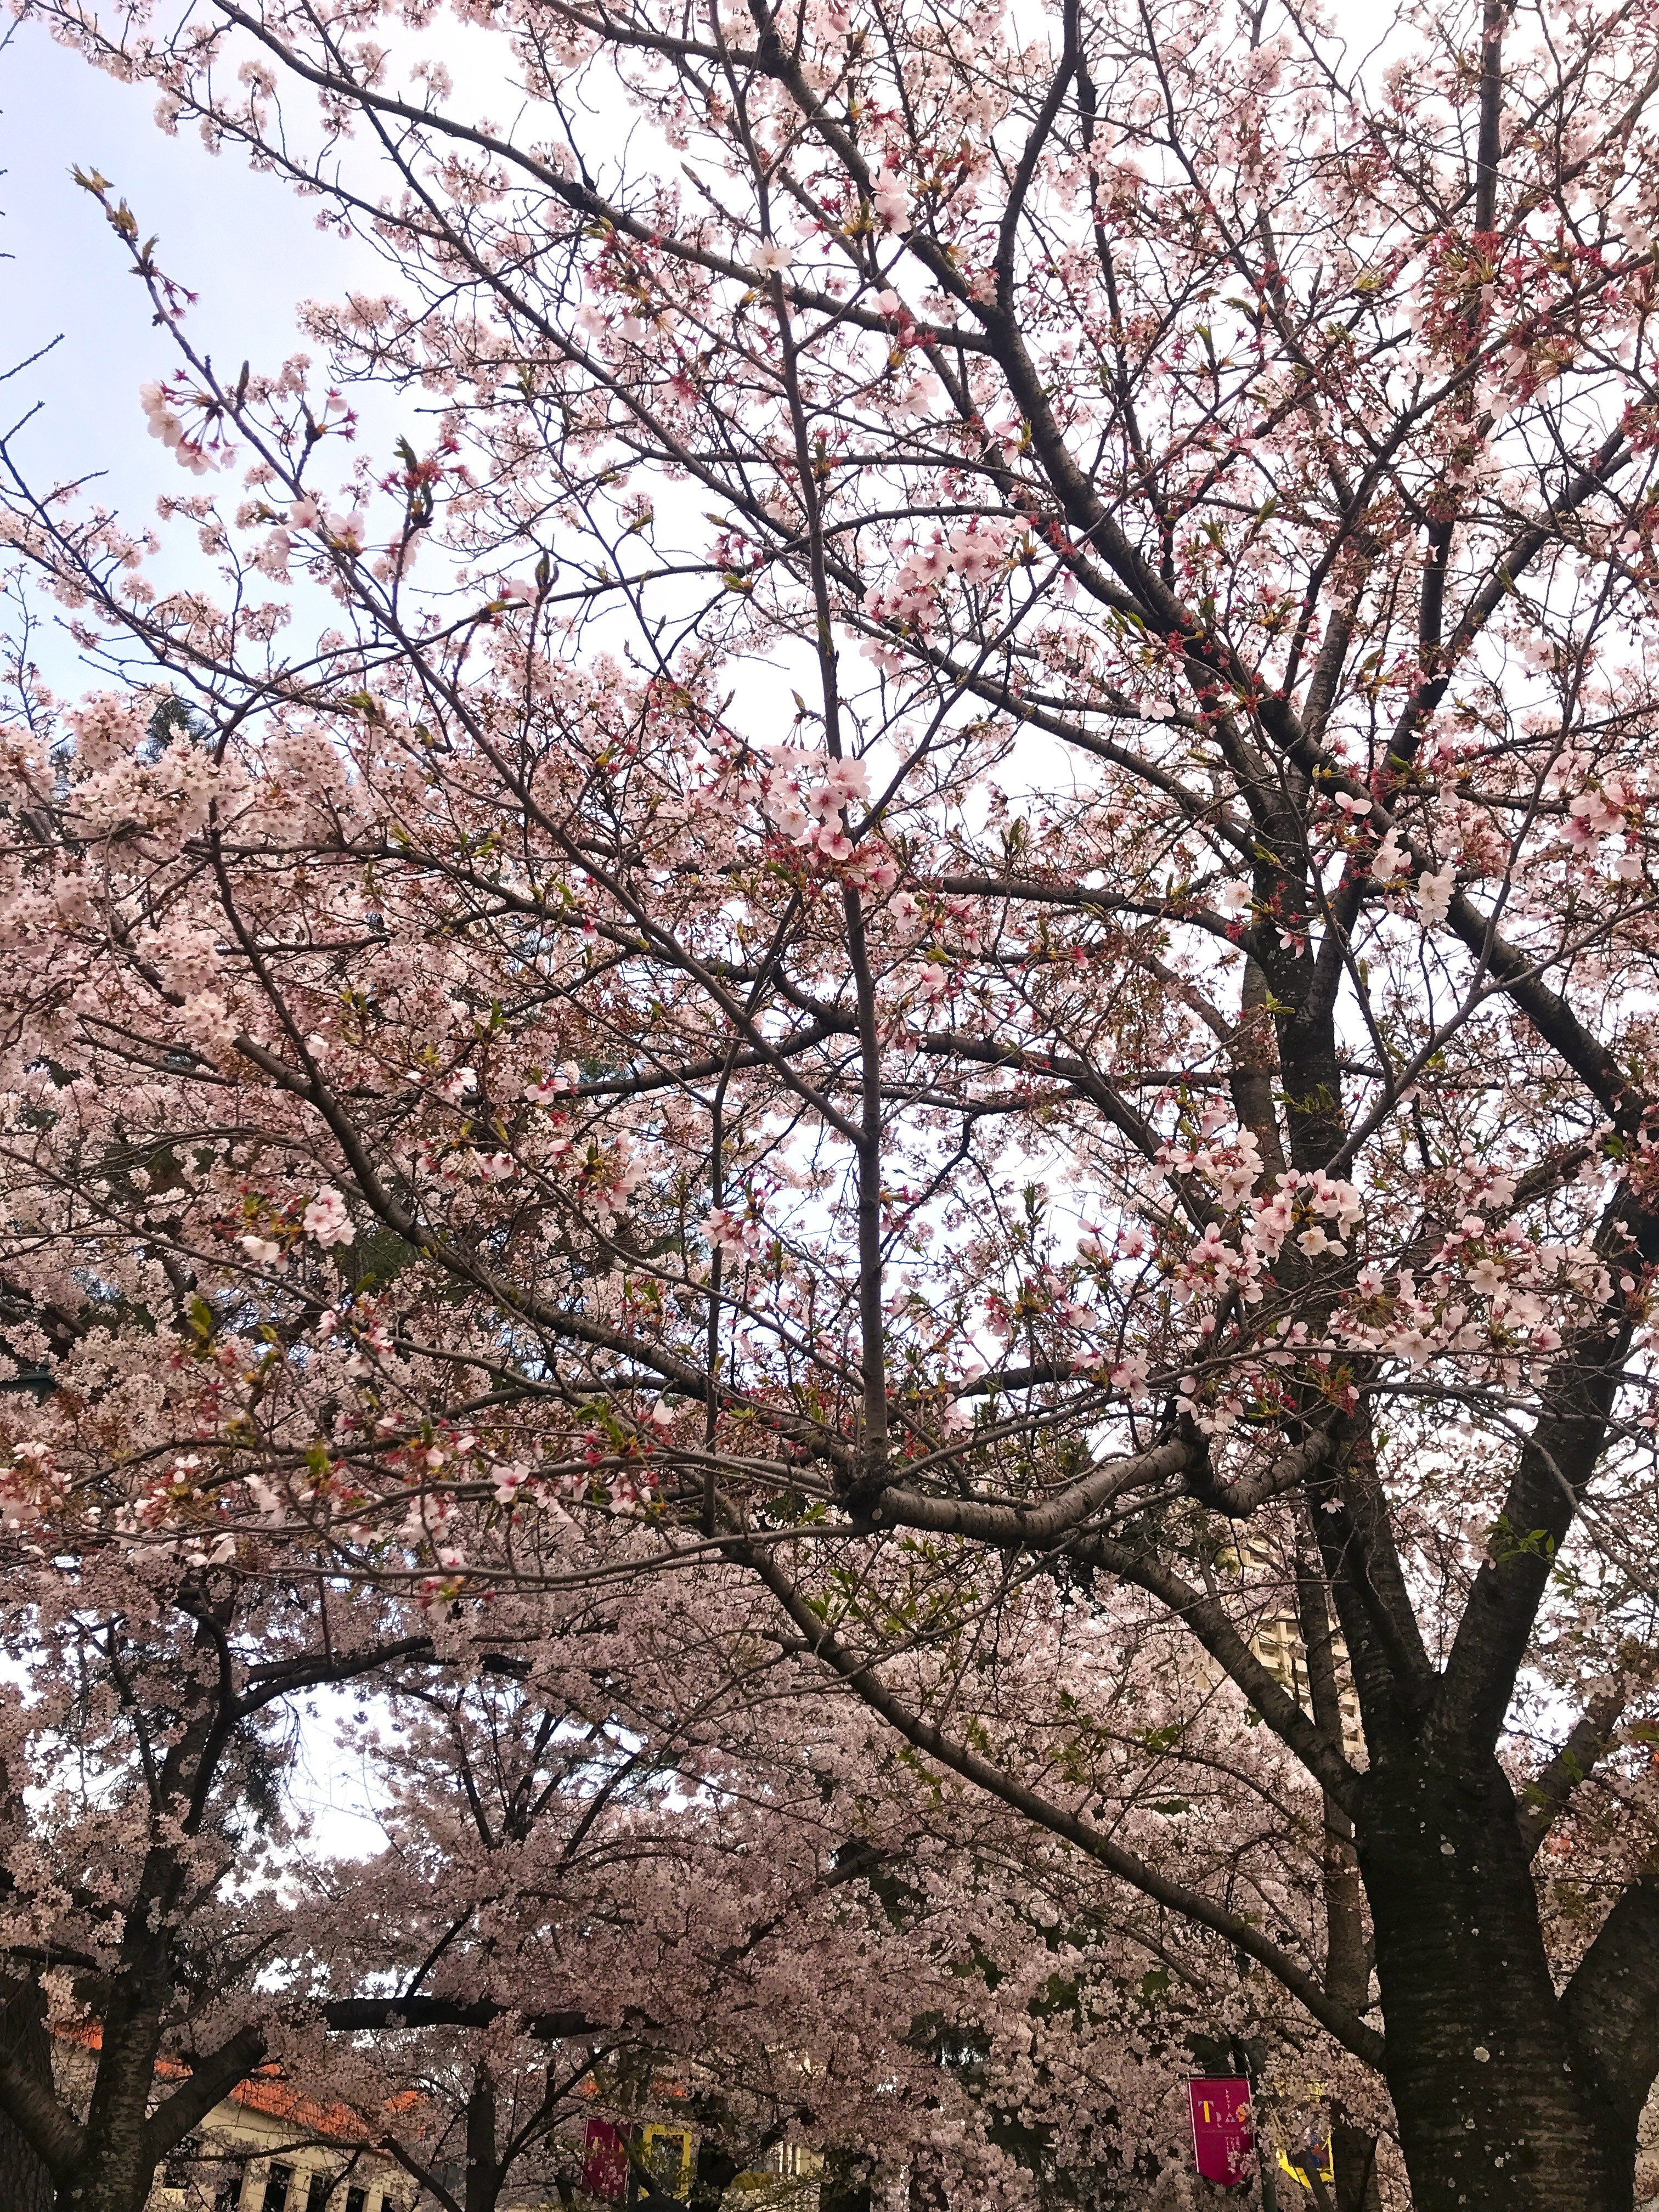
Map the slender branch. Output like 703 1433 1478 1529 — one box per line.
1516 1677 1629 1859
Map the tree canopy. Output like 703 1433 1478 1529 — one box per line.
7 0 1659 2204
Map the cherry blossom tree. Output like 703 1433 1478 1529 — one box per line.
0 1486 1210 2212
12 0 1659 2203
289 1583 1228 2212
0 1544 506 2212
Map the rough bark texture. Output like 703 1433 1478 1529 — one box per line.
689 2134 742 2212
0 1974 53 2212
69 2006 166 2212
1361 1754 1633 2212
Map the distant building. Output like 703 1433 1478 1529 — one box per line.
1248 1604 1362 1750
38 2014 834 2212
1218 1533 1363 1755
148 2070 414 2212
46 2027 412 2212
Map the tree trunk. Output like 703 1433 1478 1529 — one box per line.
0 1974 53 2212
1361 1752 1633 2212
1318 1807 1382 2212
54 2002 168 2212
466 2066 499 2212
55 2151 155 2212
1296 1543 1381 2212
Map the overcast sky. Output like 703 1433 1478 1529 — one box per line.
2 12 397 722
3 18 371 497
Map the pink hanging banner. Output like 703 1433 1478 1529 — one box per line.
584 2119 630 2202
1187 2076 1254 2188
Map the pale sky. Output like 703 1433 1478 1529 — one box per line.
3 19 369 554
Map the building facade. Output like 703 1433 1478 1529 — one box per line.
148 2074 413 2212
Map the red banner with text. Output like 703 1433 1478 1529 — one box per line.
1188 2076 1254 2188
584 2119 630 2202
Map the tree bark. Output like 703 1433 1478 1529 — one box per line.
0 1974 53 2212
689 2132 741 2212
466 2065 499 2212
1360 1752 1635 2212
77 1995 171 2212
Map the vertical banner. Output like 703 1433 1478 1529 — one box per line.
637 2124 695 2201
1188 2076 1255 2188
584 2119 630 2202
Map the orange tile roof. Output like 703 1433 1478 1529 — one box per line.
54 2021 421 2141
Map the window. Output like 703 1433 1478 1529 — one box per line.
306 2177 331 2212
345 2190 367 2212
263 2165 294 2212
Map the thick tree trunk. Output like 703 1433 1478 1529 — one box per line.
55 2151 155 2212
54 2177 148 2212
1361 1753 1634 2212
689 2132 741 2212
1296 1542 1381 2212
0 1974 53 2212
54 2003 169 2212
